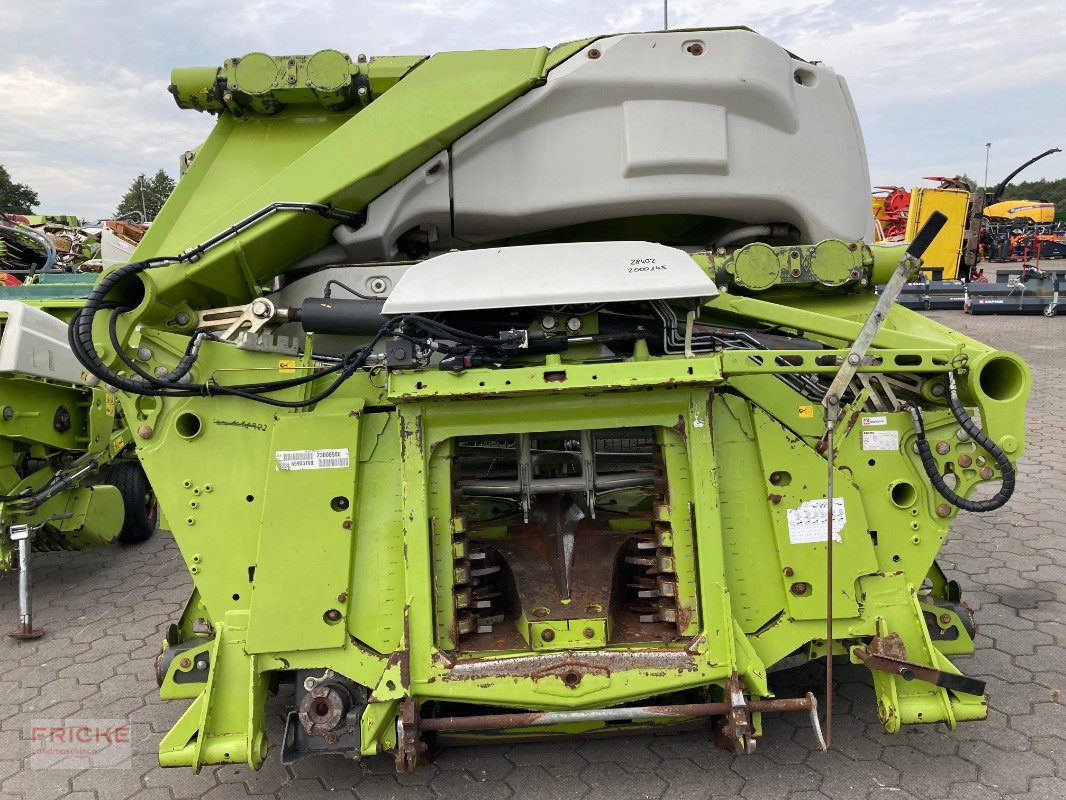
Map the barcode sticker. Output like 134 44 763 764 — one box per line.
275 448 350 471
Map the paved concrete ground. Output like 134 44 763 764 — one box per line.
1 312 1063 800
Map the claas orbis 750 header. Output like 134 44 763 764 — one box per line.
71 28 1029 771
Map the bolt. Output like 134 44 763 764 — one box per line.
2 406 12 421
137 425 153 439
935 503 952 518
541 629 555 642
154 366 169 378
956 429 971 442
179 657 191 669
358 53 367 63
847 354 860 365
958 454 973 468
587 48 601 59
768 494 782 505
566 317 582 332
790 582 808 596
324 609 342 622
979 467 994 481
342 520 352 530
250 299 271 318
85 374 100 387
583 627 595 639
686 42 704 55
287 75 297 85
930 382 946 397
337 592 348 603
939 613 952 626
935 441 951 455
769 471 783 485
783 566 794 577
542 315 557 330
357 86 368 96
368 278 388 294
394 348 406 359
195 660 208 671
136 347 153 361
304 676 317 690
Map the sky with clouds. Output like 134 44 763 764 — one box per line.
1 0 1062 219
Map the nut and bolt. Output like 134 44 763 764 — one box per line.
587 48 601 59
939 613 952 626
195 660 208 671
783 566 795 577
935 441 951 455
324 609 342 622
137 425 153 439
566 316 582 332
790 582 808 596
337 592 348 603
686 42 704 55
250 299 271 318
540 629 556 642
958 454 973 468
179 657 192 669
154 366 169 378
542 315 557 330
136 347 153 361
2 406 13 421
303 677 317 690
979 467 994 480
935 503 953 518
583 627 596 639
769 472 783 485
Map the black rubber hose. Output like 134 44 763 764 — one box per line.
905 374 1015 512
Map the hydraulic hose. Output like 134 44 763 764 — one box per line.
904 373 1015 512
0 221 56 275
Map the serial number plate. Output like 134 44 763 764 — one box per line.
275 448 350 471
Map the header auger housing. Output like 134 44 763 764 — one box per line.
79 28 1029 771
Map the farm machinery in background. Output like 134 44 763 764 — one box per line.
77 28 1030 771
873 149 1063 315
0 213 158 639
1 213 148 278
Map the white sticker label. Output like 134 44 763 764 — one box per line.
861 430 899 451
787 498 845 544
275 448 350 471
861 415 887 426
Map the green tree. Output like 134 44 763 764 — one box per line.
115 169 176 221
0 164 40 214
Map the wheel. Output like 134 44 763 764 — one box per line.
105 460 158 544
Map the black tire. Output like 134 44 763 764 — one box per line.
106 460 158 544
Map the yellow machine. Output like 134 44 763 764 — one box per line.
905 187 971 279
983 199 1055 225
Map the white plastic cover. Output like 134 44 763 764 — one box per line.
0 301 84 385
381 241 717 314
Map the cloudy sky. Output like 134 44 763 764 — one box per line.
1 0 1062 219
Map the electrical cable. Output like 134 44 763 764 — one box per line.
904 373 1015 513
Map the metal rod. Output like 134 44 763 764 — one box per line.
664 0 669 30
8 524 43 639
825 424 835 750
420 695 817 732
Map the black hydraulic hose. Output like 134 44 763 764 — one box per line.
0 221 56 276
904 374 1015 512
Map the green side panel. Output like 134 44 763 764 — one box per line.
134 47 550 308
749 404 877 621
245 409 363 653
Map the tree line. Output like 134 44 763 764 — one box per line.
0 164 175 220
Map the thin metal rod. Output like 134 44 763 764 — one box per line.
420 695 816 732
825 422 835 750
664 0 669 30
